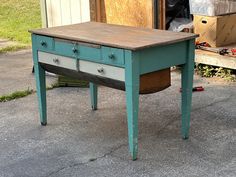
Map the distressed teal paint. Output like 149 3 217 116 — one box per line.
35 35 125 67
181 39 195 139
139 41 187 74
55 40 78 58
78 44 101 62
36 35 54 51
125 50 140 160
32 34 47 125
89 82 98 110
101 46 125 66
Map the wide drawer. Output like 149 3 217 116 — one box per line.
38 51 78 71
54 39 102 61
79 60 125 81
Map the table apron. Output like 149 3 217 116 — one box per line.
139 40 193 75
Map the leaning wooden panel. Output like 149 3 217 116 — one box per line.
90 0 166 29
158 0 166 29
102 0 154 28
89 0 106 22
89 0 97 21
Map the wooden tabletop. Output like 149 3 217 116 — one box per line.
30 22 198 50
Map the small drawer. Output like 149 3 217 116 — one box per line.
102 47 124 66
38 51 78 71
55 39 78 58
36 35 54 51
79 60 125 81
78 43 101 61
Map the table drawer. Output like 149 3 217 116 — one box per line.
38 52 78 71
102 47 124 66
55 39 78 58
78 43 101 61
36 35 54 51
79 60 125 81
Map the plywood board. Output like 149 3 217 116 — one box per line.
90 0 154 28
103 0 154 28
90 0 167 29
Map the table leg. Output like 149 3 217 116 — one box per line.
181 40 195 139
125 51 140 160
89 82 98 110
34 63 47 126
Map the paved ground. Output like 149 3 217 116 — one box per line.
0 50 57 95
0 59 235 177
0 39 18 49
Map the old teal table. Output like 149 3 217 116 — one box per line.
30 22 198 160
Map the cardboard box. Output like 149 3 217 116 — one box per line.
194 14 236 47
190 0 236 16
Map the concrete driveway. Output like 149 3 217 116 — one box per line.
0 50 57 95
0 50 235 177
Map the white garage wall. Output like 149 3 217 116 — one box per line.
45 0 90 27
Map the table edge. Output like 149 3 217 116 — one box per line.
29 30 199 51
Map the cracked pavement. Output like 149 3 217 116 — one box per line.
0 59 236 176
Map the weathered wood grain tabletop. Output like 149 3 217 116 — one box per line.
30 22 198 50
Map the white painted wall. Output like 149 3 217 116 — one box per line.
45 0 90 27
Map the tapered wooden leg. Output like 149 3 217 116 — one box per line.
181 40 195 139
90 82 98 110
125 50 140 160
125 84 139 160
34 63 47 126
32 34 47 126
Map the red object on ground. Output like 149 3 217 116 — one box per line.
180 86 204 92
195 41 211 47
231 48 236 55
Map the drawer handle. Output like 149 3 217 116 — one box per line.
72 47 78 54
108 53 115 60
97 67 104 73
40 41 47 47
53 58 60 64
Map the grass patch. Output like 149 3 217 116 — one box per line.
46 82 60 90
0 89 34 102
0 82 59 102
58 76 89 87
196 64 236 81
0 44 29 54
0 0 41 45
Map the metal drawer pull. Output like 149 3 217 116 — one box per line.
108 53 115 59
53 58 60 64
97 67 104 73
72 47 78 53
40 41 47 47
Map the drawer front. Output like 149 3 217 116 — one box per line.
102 47 124 66
38 51 78 71
78 43 101 61
36 35 54 51
55 40 78 58
79 60 125 81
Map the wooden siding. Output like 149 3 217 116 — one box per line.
45 0 90 27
